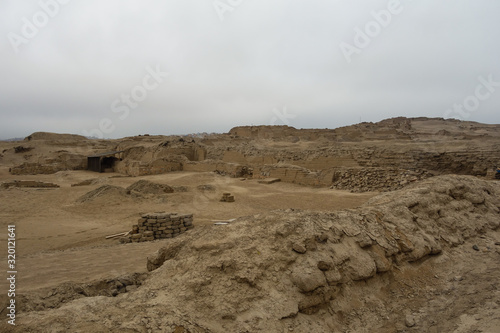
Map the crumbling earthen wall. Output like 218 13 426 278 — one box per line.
183 161 249 178
10 162 70 175
115 160 183 176
10 153 87 175
292 155 359 170
1 180 60 188
254 165 321 186
352 150 497 175
331 167 430 192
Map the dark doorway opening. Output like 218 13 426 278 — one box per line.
87 151 124 173
101 157 116 172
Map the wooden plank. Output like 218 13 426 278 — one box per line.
105 231 129 239
258 178 281 184
211 218 236 223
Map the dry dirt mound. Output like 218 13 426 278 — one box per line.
9 175 500 332
71 178 109 187
196 184 216 192
76 185 128 203
126 180 174 195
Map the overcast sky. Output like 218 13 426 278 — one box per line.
1 0 499 139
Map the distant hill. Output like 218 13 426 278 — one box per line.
1 137 24 142
25 132 88 141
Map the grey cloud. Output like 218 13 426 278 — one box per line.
1 0 499 139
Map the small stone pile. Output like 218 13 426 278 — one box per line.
220 192 235 202
123 213 194 243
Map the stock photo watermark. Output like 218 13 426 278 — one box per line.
6 225 17 326
339 0 412 64
213 0 244 21
270 106 296 126
7 0 72 54
444 74 499 120
82 65 168 139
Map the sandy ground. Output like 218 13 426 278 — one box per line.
0 168 375 293
2 174 498 333
1 119 499 332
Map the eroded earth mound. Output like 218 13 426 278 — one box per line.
126 180 175 195
76 185 129 203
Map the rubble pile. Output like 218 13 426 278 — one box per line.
331 167 431 192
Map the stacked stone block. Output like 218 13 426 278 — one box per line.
220 192 235 202
330 167 430 192
127 213 194 243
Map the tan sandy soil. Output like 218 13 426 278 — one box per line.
0 168 375 294
1 119 499 332
1 175 498 333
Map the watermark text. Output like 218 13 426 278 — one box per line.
444 74 499 120
8 0 72 53
213 0 244 21
6 225 17 326
339 0 411 63
82 65 168 139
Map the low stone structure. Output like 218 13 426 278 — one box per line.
220 192 235 202
123 213 194 243
1 180 60 189
10 163 61 175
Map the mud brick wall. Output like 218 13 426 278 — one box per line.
331 167 430 192
128 213 194 243
1 180 60 188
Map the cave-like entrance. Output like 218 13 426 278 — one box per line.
87 151 124 173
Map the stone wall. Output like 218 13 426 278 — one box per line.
1 180 60 188
331 167 430 192
292 155 359 170
10 163 62 175
352 150 498 176
124 213 194 243
10 153 87 175
183 160 249 178
254 165 327 187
